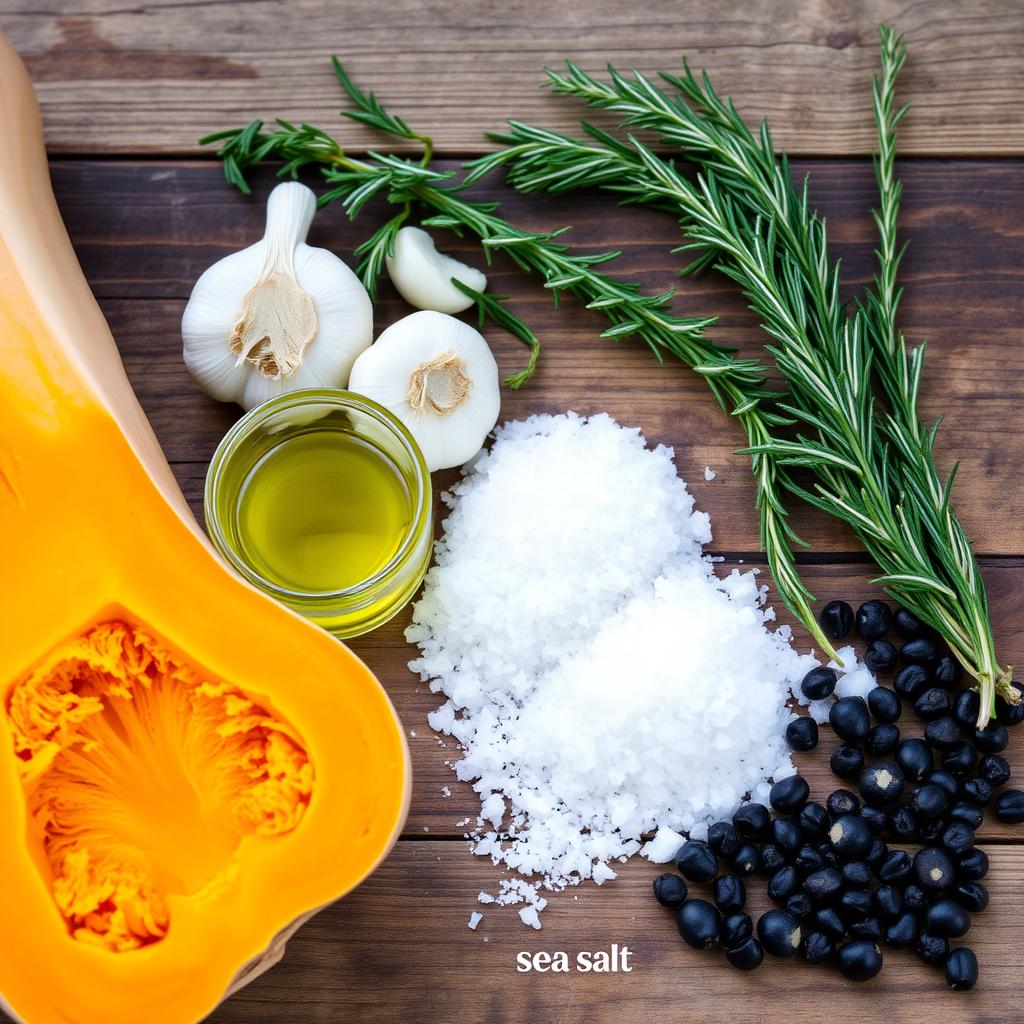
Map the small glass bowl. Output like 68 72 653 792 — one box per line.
205 389 432 639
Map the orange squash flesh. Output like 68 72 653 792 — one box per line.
0 36 410 1024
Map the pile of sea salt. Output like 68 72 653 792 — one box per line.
406 412 865 927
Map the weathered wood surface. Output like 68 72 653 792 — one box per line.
1 0 1023 156
8 7 1024 1019
207 841 1024 1024
54 159 1024 556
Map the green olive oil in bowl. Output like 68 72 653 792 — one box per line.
205 389 432 638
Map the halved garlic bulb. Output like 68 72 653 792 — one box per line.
182 181 373 410
385 226 487 314
348 310 500 472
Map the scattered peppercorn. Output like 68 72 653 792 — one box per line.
733 802 771 839
837 939 883 981
893 607 924 639
653 873 688 907
914 848 955 891
830 744 865 780
925 899 970 939
893 664 930 698
900 638 938 667
725 937 764 971
757 910 802 958
859 761 906 805
801 665 838 700
994 789 1024 824
830 697 871 744
786 716 819 752
856 600 891 640
820 601 854 641
864 640 898 673
676 840 718 883
720 912 753 948
944 947 978 991
677 899 722 949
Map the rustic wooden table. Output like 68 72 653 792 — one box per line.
3 2 1023 1021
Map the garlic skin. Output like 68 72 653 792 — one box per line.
385 226 487 314
182 181 373 410
348 310 500 472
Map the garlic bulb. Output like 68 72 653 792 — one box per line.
182 181 373 410
348 310 500 472
385 226 486 314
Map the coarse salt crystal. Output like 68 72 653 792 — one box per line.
468 912 482 930
409 413 821 925
704 465 716 481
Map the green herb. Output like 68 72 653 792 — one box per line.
202 62 825 659
471 27 1012 721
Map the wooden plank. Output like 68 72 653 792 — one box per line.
59 156 1024 556
206 839 1023 1023
1 0 1022 156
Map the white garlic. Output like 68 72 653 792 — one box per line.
182 181 373 410
385 226 487 314
348 310 500 472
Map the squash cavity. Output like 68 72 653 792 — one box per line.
6 620 313 953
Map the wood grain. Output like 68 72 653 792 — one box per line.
206 840 1023 1023
1 0 1023 157
54 158 1024 556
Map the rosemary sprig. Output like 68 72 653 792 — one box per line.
474 29 1013 718
201 68 835 657
451 280 541 389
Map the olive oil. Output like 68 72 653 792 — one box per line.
235 430 412 593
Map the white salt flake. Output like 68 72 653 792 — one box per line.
642 826 685 864
518 906 542 930
408 413 820 926
704 465 716 481
468 912 483 930
441 785 451 798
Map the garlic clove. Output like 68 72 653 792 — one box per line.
182 182 373 410
348 310 500 472
385 226 487 314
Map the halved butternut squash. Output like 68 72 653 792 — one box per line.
0 37 410 1024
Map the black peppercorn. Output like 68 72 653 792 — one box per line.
713 873 747 914
894 664 930 698
933 655 962 688
859 761 906 806
707 821 741 859
759 843 788 874
912 783 949 819
828 815 873 860
901 638 938 666
893 607 925 638
770 775 810 815
860 805 887 834
830 744 865 780
830 697 871 744
771 818 802 856
994 788 1024 823
676 899 722 949
945 947 979 991
720 912 753 948
864 639 898 674
884 911 919 947
725 937 764 970
786 716 819 752
676 840 718 882
957 848 989 882
941 822 975 856
730 842 761 877
733 802 771 839
801 666 838 701
978 754 1011 788
814 906 846 940
914 687 950 720
836 939 883 981
878 849 912 884
903 884 928 913
896 738 934 781
826 788 860 818
757 909 803 958
917 932 950 967
925 899 970 938
947 801 984 829
820 600 854 641
799 802 830 839
928 769 960 797
887 805 918 842
942 740 977 774
913 847 955 891
924 716 961 750
866 723 901 756
653 873 688 907
803 930 833 964
973 722 1009 754
953 689 981 728
962 777 993 806
953 881 989 913
873 884 903 921
803 867 844 903
867 686 902 724
856 600 891 640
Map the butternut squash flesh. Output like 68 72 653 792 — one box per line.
0 36 410 1024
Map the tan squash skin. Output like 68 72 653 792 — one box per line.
0 36 410 1024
